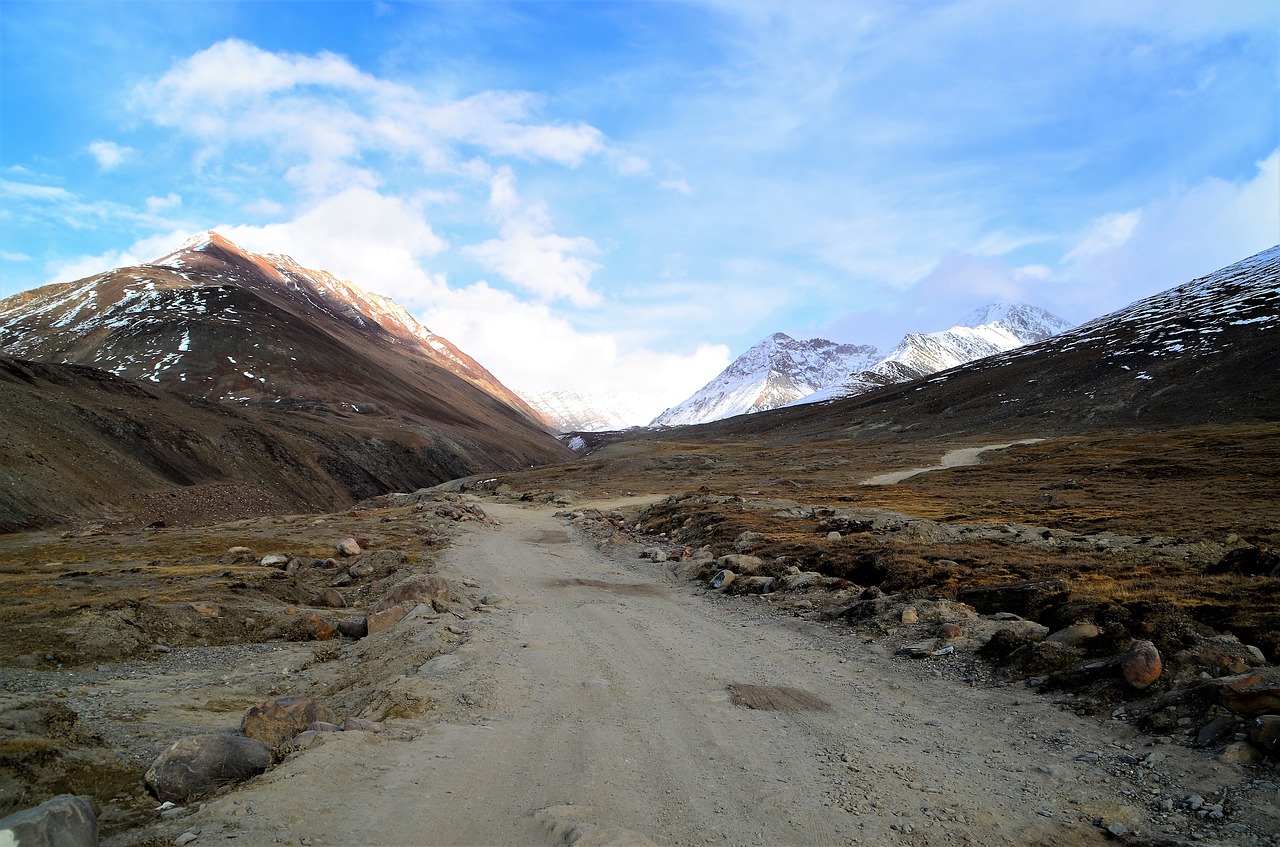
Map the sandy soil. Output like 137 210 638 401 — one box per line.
133 498 1271 847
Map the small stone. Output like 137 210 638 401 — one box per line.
298 612 338 641
366 605 407 635
1196 714 1237 747
336 618 367 638
176 832 199 845
308 589 346 609
241 696 337 750
900 607 919 624
937 623 963 639
1219 741 1263 765
1046 622 1101 647
189 601 221 618
260 553 289 568
1105 822 1128 838
227 546 252 556
342 717 382 733
1248 714 1280 756
826 531 842 541
1121 640 1162 689
1186 795 1204 811
337 538 362 557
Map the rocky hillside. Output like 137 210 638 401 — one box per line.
521 388 654 433
0 233 572 529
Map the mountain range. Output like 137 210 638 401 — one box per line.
649 302 1069 428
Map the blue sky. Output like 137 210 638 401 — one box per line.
2 0 1277 418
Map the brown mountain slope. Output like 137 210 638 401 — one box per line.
0 233 572 530
0 355 565 532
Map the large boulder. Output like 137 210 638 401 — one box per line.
144 735 272 803
372 575 456 614
1249 715 1280 756
1212 668 1280 716
1121 640 1163 690
0 795 97 847
241 696 337 750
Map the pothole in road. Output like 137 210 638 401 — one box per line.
547 578 667 597
726 684 833 713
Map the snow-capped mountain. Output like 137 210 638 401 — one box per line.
650 334 880 427
521 389 655 433
795 302 1071 406
0 232 568 468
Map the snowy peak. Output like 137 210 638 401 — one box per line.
0 231 548 427
521 389 656 433
650 334 880 427
959 301 1072 343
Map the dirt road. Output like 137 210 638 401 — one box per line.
860 440 1044 486
180 499 1246 847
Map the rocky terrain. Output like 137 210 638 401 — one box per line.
1 248 1277 846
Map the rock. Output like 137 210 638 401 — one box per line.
937 623 964 639
734 531 766 552
1218 741 1263 765
1104 822 1128 838
309 589 346 609
372 575 456 614
900 607 919 625
145 734 272 802
241 696 337 750
1121 640 1163 689
728 575 775 595
480 593 512 610
897 639 939 659
307 721 342 733
714 554 763 575
366 604 407 635
0 794 98 847
1046 623 1101 647
1212 668 1280 715
957 579 1068 618
710 570 736 590
1248 714 1280 756
343 717 383 733
298 612 338 641
260 553 289 567
348 559 374 578
189 601 221 618
1211 545 1280 577
1195 715 1237 747
337 537 362 557
826 531 842 542
336 618 368 638
175 831 198 845
285 730 323 752
227 546 253 556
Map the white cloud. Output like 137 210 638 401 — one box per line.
1063 209 1143 264
463 169 603 307
660 179 693 195
132 39 609 195
0 251 31 262
88 140 132 171
244 198 285 217
145 192 182 213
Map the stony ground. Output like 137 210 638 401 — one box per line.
1 430 1277 846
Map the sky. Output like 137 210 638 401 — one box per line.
2 0 1278 422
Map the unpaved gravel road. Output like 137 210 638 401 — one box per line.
187 499 1249 847
860 440 1044 486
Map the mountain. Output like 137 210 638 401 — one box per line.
795 302 1071 406
0 232 572 529
521 389 654 433
650 334 880 427
710 245 1280 440
0 231 548 425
